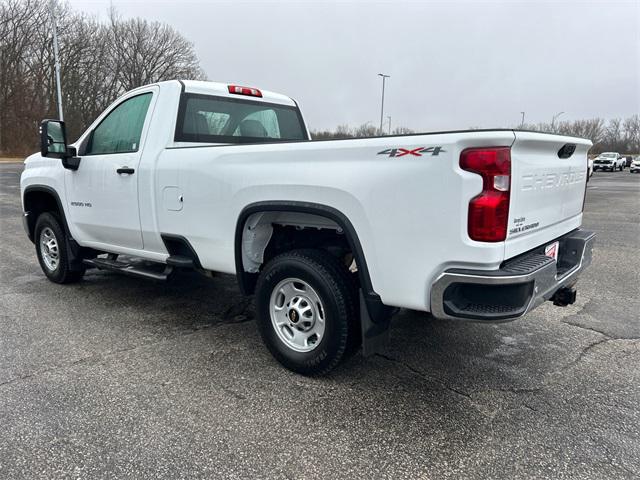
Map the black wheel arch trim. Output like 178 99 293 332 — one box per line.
234 201 376 297
23 185 72 241
23 185 85 270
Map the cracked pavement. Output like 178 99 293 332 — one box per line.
1 162 639 479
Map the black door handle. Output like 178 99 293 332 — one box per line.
117 166 135 175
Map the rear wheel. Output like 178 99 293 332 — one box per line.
255 249 359 376
35 213 85 284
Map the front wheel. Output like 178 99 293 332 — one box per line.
34 212 85 284
255 249 359 376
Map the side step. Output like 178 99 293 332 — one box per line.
166 255 195 268
83 256 173 281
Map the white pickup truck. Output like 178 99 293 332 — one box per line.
21 80 595 375
592 152 625 172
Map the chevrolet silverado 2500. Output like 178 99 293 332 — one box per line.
21 80 595 375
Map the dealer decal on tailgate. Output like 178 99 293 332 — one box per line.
545 241 560 262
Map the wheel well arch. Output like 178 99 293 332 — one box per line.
234 201 375 297
22 185 69 242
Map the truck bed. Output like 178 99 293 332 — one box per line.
155 128 591 311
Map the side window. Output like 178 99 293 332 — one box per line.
86 93 152 155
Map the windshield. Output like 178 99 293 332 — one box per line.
600 153 616 158
175 94 307 144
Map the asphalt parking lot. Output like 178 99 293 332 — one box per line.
0 162 639 479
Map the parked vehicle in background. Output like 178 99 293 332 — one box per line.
630 156 640 173
20 80 595 375
593 152 625 172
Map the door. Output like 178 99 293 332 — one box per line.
65 90 155 250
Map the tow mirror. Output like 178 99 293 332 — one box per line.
39 119 80 170
40 119 67 158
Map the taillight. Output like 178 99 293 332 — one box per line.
228 85 262 97
460 147 511 242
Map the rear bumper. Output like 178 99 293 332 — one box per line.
430 229 595 321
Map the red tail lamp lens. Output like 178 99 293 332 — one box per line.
460 147 511 242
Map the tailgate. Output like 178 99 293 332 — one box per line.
505 131 592 259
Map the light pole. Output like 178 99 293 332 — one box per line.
50 0 63 120
551 111 565 130
520 111 525 128
387 115 392 135
378 73 390 135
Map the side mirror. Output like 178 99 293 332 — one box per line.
39 119 80 170
40 119 68 158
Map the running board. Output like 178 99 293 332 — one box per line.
166 255 195 268
83 257 173 281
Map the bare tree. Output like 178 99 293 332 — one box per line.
516 116 640 154
622 115 640 153
603 118 623 152
0 0 53 153
311 122 412 140
392 126 415 135
0 1 207 155
107 9 205 92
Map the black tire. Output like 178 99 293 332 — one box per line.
255 249 359 376
34 212 85 284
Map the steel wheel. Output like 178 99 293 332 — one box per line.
34 212 85 284
269 277 326 353
256 249 358 375
39 227 60 271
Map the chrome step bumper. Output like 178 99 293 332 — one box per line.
430 229 596 321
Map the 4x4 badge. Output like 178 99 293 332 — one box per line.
377 146 446 157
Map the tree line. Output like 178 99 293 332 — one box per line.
522 117 640 154
1 1 637 156
0 0 205 155
311 123 415 140
312 116 640 154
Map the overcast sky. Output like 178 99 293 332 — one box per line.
68 0 639 132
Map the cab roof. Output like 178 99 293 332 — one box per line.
178 80 297 107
